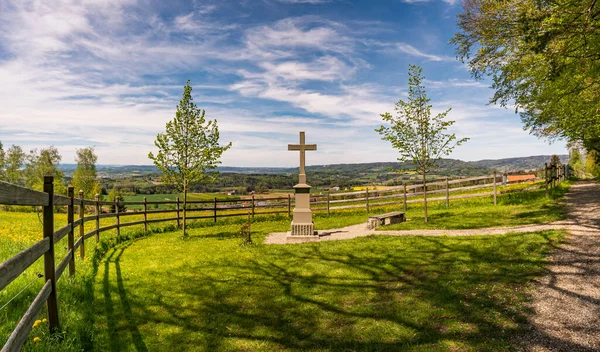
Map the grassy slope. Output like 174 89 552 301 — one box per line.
0 182 571 351
86 226 563 351
380 182 570 230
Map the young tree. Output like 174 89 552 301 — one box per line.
376 65 468 223
148 80 232 236
25 146 66 194
568 143 584 178
1 145 26 185
550 154 562 167
72 147 102 200
107 187 126 213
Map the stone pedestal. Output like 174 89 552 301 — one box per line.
287 175 318 242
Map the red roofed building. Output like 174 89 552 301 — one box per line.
507 174 536 183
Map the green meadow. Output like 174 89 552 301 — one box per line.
0 183 569 351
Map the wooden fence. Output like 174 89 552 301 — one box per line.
1 172 534 350
544 162 567 196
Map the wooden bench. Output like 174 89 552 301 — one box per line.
368 211 406 229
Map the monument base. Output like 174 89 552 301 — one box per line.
286 222 318 243
286 235 320 244
290 222 315 236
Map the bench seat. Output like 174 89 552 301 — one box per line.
368 211 405 229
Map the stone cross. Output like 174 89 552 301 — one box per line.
288 131 317 185
287 131 318 240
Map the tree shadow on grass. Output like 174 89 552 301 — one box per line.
98 243 148 352
88 232 596 351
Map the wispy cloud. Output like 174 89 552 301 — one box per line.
276 0 332 3
402 0 461 4
0 0 564 166
387 43 454 61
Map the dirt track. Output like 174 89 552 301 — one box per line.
518 182 600 351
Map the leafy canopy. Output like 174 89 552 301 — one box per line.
0 144 25 185
25 146 66 194
72 147 101 199
376 65 468 174
148 80 232 191
452 0 600 153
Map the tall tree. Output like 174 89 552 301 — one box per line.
25 146 66 194
376 65 468 223
568 142 584 177
1 145 26 185
72 147 102 200
149 80 232 236
452 0 600 155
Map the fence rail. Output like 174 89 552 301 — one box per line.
1 171 563 351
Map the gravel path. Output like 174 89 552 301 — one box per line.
519 182 600 351
265 181 600 350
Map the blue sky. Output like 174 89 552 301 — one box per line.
0 0 566 167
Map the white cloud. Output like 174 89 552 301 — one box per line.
277 0 331 3
391 43 453 61
0 1 564 166
402 0 461 4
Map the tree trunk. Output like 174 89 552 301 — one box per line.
183 180 188 237
422 169 428 223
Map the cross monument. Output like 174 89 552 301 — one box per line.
287 131 318 240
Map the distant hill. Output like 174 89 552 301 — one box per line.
468 155 569 172
59 154 568 177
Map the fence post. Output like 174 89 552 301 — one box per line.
67 186 75 276
79 190 85 259
445 178 449 208
403 182 407 212
115 198 120 238
493 171 497 206
365 187 369 213
176 197 181 228
287 194 291 218
327 190 330 216
143 197 147 233
251 194 255 218
43 176 59 332
544 163 548 197
214 197 217 223
95 194 100 242
558 165 561 184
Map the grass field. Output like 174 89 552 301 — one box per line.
0 182 571 351
21 226 565 351
380 182 570 230
122 193 241 210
